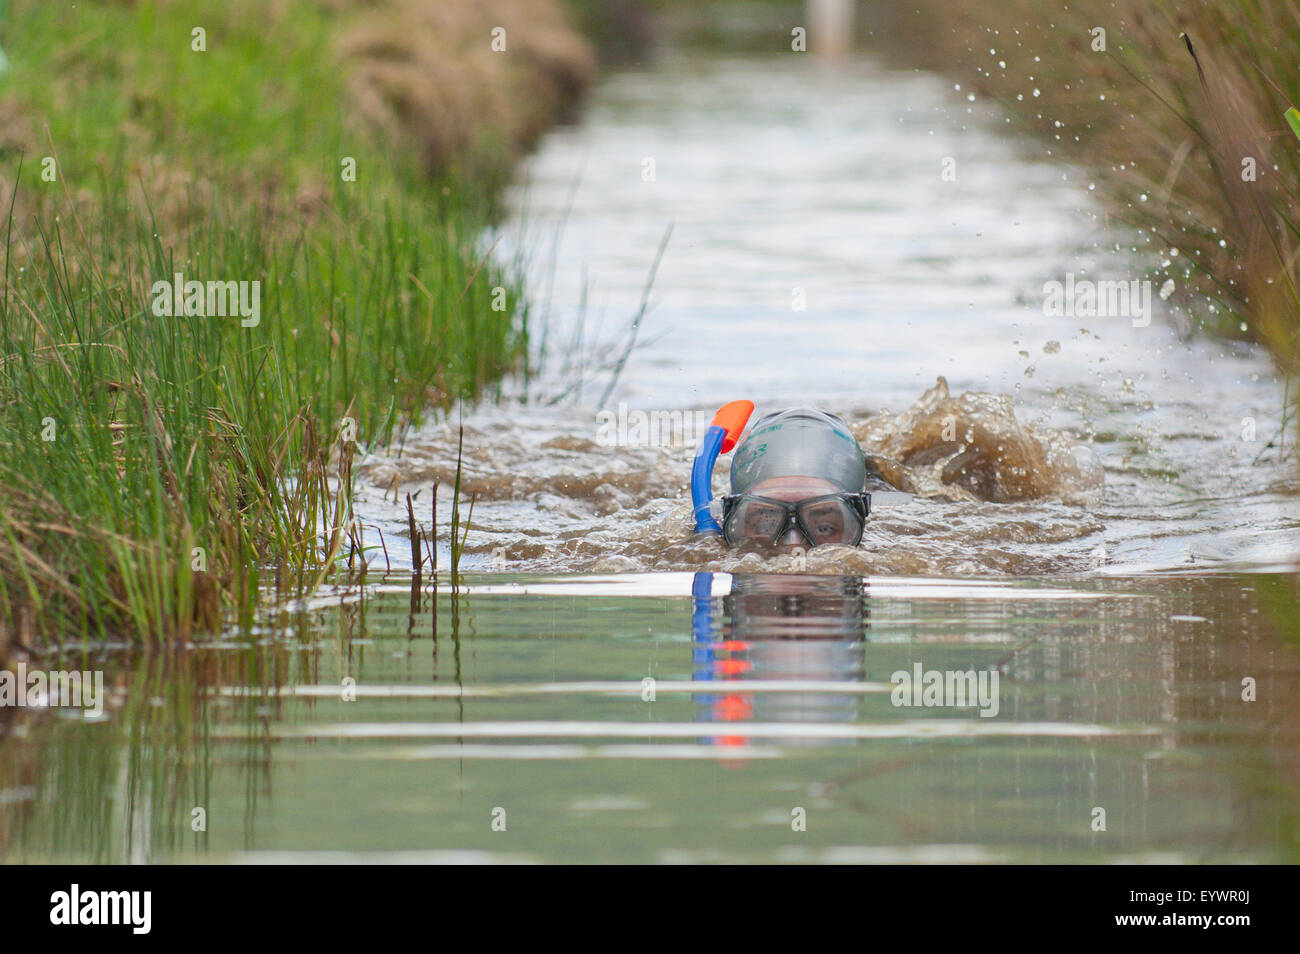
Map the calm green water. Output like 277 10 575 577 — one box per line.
2 571 1294 863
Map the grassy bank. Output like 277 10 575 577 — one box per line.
0 0 591 651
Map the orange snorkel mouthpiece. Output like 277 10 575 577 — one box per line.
712 400 755 453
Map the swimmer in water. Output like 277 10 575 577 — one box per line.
692 404 892 548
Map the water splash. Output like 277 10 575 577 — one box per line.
356 378 1107 576
860 376 1104 505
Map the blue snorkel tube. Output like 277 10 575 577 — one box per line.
691 426 725 534
691 401 754 535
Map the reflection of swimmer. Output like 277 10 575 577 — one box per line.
692 572 868 745
691 405 894 549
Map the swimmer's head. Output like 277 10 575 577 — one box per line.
729 408 867 496
721 409 870 548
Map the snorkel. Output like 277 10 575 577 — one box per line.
692 400 755 535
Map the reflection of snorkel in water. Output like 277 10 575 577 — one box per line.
692 402 892 549
691 572 869 748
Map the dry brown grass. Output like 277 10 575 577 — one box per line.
339 0 595 181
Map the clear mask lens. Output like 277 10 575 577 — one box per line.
797 498 858 545
728 498 789 543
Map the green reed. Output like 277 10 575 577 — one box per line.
0 0 530 646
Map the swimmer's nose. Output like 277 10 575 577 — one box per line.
776 527 805 548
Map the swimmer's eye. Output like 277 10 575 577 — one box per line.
799 502 848 544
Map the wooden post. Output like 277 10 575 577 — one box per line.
807 0 854 60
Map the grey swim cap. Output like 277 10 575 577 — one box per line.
729 408 867 494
